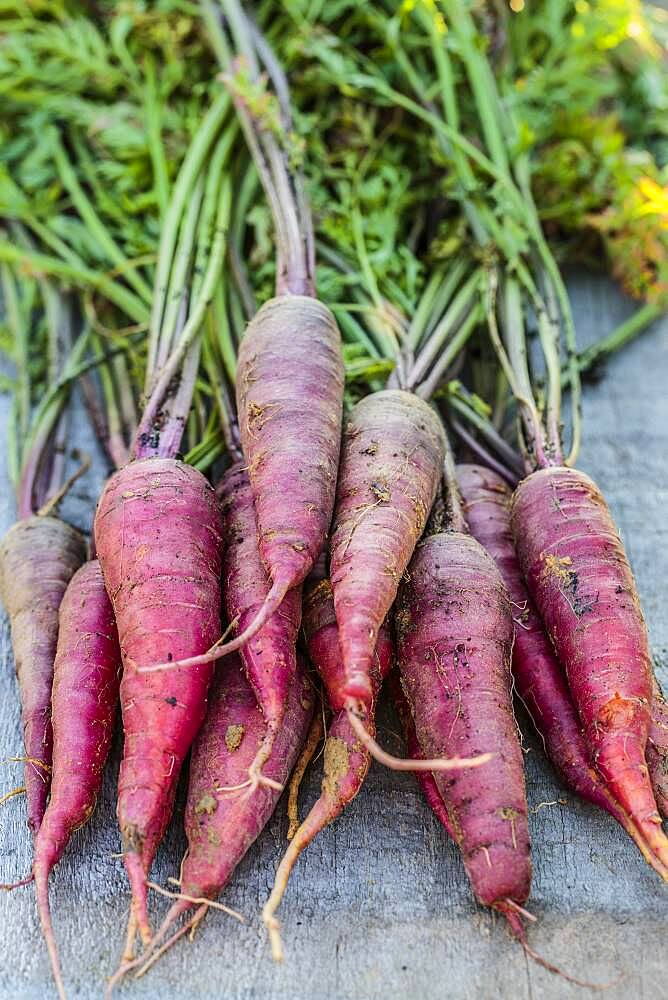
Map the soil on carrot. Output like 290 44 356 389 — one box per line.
322 738 350 800
225 725 244 752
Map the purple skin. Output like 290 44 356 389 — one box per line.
0 516 86 833
329 389 445 708
94 457 223 947
236 295 344 622
457 465 661 814
259 578 396 961
395 531 531 911
217 461 302 782
121 651 315 971
32 559 121 1000
511 466 668 874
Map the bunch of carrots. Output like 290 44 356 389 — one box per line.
0 1 667 997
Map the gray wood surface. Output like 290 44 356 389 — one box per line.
0 273 667 999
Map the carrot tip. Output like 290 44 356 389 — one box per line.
262 906 285 963
498 901 623 990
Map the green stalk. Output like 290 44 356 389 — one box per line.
51 131 153 305
439 0 510 175
146 91 230 383
218 0 316 296
407 259 468 351
570 300 664 383
408 268 482 387
416 302 483 400
144 56 171 221
17 328 89 518
153 178 205 377
0 264 30 442
0 240 148 324
446 387 524 477
211 281 237 383
133 176 232 455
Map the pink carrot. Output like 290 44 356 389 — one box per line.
0 516 86 832
457 463 668 875
94 458 223 948
392 666 606 988
329 388 460 767
235 296 344 619
217 461 302 787
395 530 532 917
108 652 314 988
511 466 668 875
261 577 394 960
28 560 121 1000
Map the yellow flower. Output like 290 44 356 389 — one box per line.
636 177 668 221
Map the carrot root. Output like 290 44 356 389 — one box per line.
34 867 66 1000
0 786 26 806
345 704 492 773
498 901 622 991
287 712 325 840
263 792 340 963
124 852 152 949
0 872 34 890
136 575 290 674
134 902 206 981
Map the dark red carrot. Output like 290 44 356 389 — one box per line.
95 458 223 949
511 466 668 874
456 462 668 875
217 461 302 788
647 676 668 819
395 530 532 917
108 652 314 988
394 663 608 990
29 559 121 1000
0 516 86 833
329 389 454 766
261 577 394 960
95 103 237 961
235 295 344 622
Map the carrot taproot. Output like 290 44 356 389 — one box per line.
456 462 668 875
395 530 532 917
217 460 302 788
94 457 223 949
108 651 314 988
235 295 344 624
392 656 608 989
95 102 237 960
28 559 121 1000
511 465 668 874
0 516 86 833
328 389 457 767
261 576 394 961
